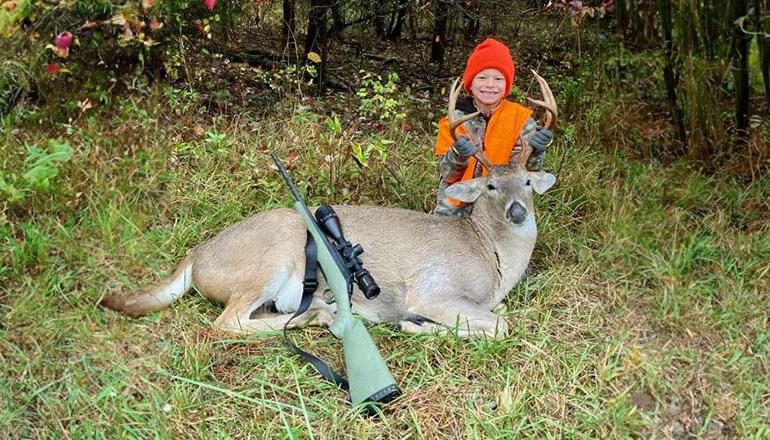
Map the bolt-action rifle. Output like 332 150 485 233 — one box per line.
270 151 400 412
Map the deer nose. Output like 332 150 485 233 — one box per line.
507 201 528 224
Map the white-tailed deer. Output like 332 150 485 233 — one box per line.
102 73 557 339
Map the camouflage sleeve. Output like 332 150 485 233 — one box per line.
439 146 469 184
434 148 471 217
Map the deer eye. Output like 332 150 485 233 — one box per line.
487 183 497 191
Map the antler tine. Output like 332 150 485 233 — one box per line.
473 149 494 171
447 77 493 170
448 77 479 140
515 139 534 169
526 69 558 129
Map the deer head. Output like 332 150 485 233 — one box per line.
445 165 556 226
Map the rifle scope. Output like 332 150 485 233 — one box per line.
315 205 380 299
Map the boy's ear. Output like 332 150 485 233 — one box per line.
445 178 484 203
529 171 556 195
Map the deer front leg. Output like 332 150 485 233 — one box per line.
398 301 509 339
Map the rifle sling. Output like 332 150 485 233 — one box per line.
283 230 350 391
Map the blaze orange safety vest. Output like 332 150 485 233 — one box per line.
435 99 533 183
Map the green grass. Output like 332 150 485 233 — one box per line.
1 75 769 439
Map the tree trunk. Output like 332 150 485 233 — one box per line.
761 36 770 108
732 0 750 140
305 0 332 92
659 0 687 145
703 0 717 59
330 1 345 36
282 0 296 52
374 0 386 39
463 0 481 39
387 0 409 40
431 0 449 64
616 0 628 36
757 0 770 108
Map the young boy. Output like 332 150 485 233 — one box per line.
434 38 553 217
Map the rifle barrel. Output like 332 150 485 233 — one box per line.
270 151 305 205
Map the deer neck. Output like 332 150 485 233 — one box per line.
470 198 538 302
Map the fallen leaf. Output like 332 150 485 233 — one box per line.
110 14 127 26
307 51 321 63
77 99 93 112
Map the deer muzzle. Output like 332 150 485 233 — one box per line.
507 201 528 225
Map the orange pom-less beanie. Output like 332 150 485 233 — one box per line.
462 38 515 96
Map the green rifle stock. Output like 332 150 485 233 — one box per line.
270 151 400 411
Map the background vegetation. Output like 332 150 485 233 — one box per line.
1 0 768 438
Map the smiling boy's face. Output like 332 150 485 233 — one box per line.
469 68 506 107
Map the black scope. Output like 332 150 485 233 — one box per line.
315 205 380 299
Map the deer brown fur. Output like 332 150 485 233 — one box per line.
101 164 555 338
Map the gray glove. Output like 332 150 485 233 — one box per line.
526 127 552 171
451 136 477 159
529 127 553 152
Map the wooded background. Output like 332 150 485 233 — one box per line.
1 1 769 438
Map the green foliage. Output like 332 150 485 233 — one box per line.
1 80 769 437
164 86 202 114
351 137 393 166
356 71 408 122
0 139 73 203
0 3 768 438
262 63 318 96
0 0 31 33
0 56 33 114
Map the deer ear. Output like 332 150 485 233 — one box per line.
530 171 556 195
445 179 483 203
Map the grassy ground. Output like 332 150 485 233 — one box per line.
2 38 769 440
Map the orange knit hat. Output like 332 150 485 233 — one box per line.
462 38 515 96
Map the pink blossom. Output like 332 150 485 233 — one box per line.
204 0 216 11
55 31 73 57
568 0 583 14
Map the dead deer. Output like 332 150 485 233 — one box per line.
102 73 557 339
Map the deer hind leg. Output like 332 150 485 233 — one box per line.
215 305 335 334
212 267 335 334
399 302 509 339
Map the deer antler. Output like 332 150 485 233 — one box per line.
447 77 493 171
514 70 559 168
526 69 558 129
